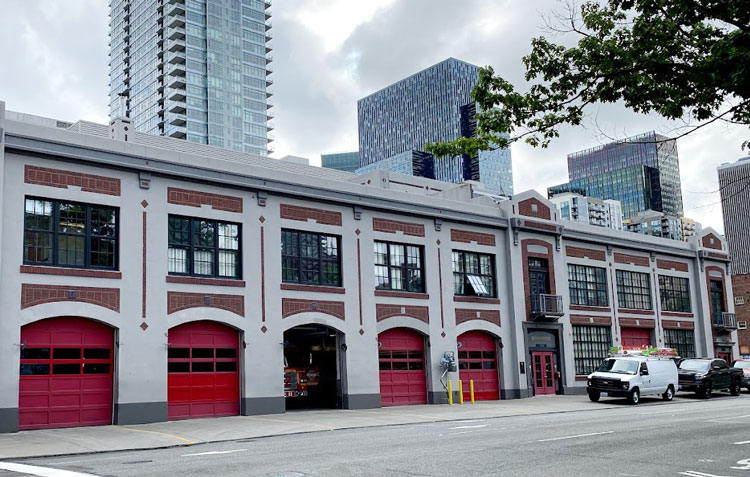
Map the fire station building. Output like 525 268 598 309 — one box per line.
0 103 738 433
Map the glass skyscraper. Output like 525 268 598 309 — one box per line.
109 0 272 156
357 58 513 195
548 131 683 219
321 151 360 173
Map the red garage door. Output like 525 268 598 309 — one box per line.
378 328 427 406
19 317 114 430
458 331 499 401
621 327 652 348
168 321 240 420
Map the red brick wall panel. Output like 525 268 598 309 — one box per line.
280 204 342 226
518 198 551 220
619 317 656 328
566 246 606 262
282 298 345 320
450 229 496 246
165 276 246 287
167 291 245 316
20 265 122 279
524 221 558 232
614 252 650 267
662 320 695 330
21 284 120 312
702 233 723 250
375 304 429 323
167 187 243 213
25 165 121 196
732 274 750 353
656 259 689 272
570 315 612 326
455 308 501 326
372 218 425 237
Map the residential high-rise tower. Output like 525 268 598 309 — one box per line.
109 0 273 156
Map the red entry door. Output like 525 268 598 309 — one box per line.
168 321 240 420
531 351 555 395
378 328 427 406
621 327 652 348
19 317 114 430
458 331 499 401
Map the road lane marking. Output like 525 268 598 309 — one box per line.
733 440 750 445
114 425 196 443
639 408 689 415
679 472 729 477
706 414 750 423
537 431 614 442
182 449 247 457
0 462 99 477
731 458 750 470
452 419 486 424
449 425 488 430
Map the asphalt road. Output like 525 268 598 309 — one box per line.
5 392 750 476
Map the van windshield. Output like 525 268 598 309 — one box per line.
679 359 710 372
596 359 638 375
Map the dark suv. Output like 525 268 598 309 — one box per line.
678 358 742 398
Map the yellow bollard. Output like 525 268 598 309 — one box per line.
470 380 475 404
447 379 453 405
459 380 464 404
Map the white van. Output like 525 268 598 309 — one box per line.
587 355 678 404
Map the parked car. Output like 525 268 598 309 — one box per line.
587 355 678 404
678 358 742 398
731 359 750 392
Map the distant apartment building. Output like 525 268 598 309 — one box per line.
623 210 698 241
719 157 750 354
548 132 684 220
321 151 360 172
549 193 623 230
357 58 513 195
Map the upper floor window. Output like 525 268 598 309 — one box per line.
615 270 652 310
452 250 496 297
24 198 118 270
281 229 340 286
374 241 424 292
568 264 608 307
658 275 691 313
168 215 241 279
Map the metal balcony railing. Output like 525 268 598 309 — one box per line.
531 294 564 319
714 312 737 331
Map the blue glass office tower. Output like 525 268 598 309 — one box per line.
109 0 272 156
357 58 513 195
548 131 683 219
321 151 360 173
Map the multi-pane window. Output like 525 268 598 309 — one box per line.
664 329 695 358
568 264 608 307
573 325 612 375
168 216 241 279
658 275 691 313
616 270 652 310
24 198 118 269
452 251 496 297
281 230 341 286
374 242 424 292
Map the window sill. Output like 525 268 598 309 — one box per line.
375 290 429 300
453 296 500 304
617 308 655 315
20 265 122 279
166 275 246 287
570 305 611 312
661 311 694 318
280 284 345 294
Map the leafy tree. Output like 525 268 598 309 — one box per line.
426 0 749 157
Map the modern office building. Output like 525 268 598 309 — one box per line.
548 132 683 219
321 151 360 173
719 157 750 353
549 193 623 230
357 58 513 195
0 102 737 432
108 0 273 156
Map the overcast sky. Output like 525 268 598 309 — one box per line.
0 0 746 234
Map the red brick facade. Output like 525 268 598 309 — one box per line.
566 246 606 262
521 239 556 320
280 204 342 226
618 308 656 316
570 305 611 312
656 259 689 272
282 298 345 320
375 304 429 323
167 187 243 213
21 284 120 312
167 291 245 317
732 273 750 354
455 308 500 326
375 290 429 299
619 317 656 328
518 197 551 220
20 265 122 279
702 233 723 250
280 284 346 294
372 218 425 237
524 221 558 232
570 315 612 326
450 229 496 246
614 252 650 267
662 320 695 330
165 276 246 287
24 165 121 196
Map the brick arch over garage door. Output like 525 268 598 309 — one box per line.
167 320 241 420
457 330 500 401
19 317 114 430
377 328 427 406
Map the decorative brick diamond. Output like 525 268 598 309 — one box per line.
261 325 268 333
259 216 265 223
436 239 441 245
441 332 446 338
141 200 149 208
359 328 365 335
355 229 361 235
140 322 149 331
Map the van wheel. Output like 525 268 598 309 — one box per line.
701 382 712 399
731 382 741 396
662 385 674 401
629 388 640 405
588 390 600 402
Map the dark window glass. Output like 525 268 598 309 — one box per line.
573 325 612 375
168 362 190 373
379 361 391 370
391 350 407 359
482 361 496 370
83 363 110 374
192 348 214 358
192 362 214 372
168 348 190 359
216 362 237 372
84 348 110 359
483 351 496 360
54 348 80 360
392 361 408 371
458 351 468 359
616 270 652 310
658 275 691 313
168 215 241 279
378 350 390 359
281 229 341 286
664 329 695 358
21 348 50 359
216 348 237 358
468 351 482 359
52 363 80 375
23 198 118 270
469 362 482 369
452 250 496 297
568 264 608 307
408 361 424 370
408 350 423 360
373 242 425 292
20 364 50 375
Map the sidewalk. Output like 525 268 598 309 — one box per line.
0 395 623 459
